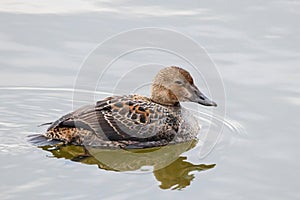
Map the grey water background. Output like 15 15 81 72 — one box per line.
0 1 300 199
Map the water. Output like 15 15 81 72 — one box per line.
1 1 300 199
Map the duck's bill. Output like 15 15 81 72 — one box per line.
196 94 217 107
190 86 217 107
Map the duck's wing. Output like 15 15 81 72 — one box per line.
47 104 101 130
96 95 180 141
46 95 179 142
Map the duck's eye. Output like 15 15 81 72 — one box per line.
175 80 183 85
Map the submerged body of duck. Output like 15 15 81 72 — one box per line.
43 66 217 148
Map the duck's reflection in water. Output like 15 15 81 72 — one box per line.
40 140 215 190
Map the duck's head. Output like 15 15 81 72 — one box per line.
150 66 217 107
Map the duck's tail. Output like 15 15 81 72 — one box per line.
27 134 61 146
38 122 53 127
28 121 59 146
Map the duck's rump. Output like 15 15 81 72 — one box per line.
44 95 184 148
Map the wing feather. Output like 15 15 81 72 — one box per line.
46 95 180 142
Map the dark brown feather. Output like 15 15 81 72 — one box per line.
45 95 181 145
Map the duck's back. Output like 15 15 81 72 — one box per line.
45 95 194 148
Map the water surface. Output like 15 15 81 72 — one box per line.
0 1 300 199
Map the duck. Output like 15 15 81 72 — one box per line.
43 66 217 149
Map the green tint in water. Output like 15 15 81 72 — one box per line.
40 140 215 190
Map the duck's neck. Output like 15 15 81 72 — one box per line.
150 84 180 107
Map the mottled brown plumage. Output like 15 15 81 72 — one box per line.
44 66 217 148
